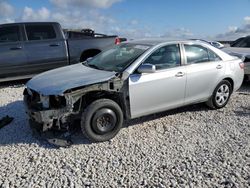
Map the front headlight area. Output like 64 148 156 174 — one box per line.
40 95 66 109
24 88 79 133
40 95 50 109
24 88 67 110
49 95 66 109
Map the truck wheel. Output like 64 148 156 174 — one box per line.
81 99 123 142
80 49 101 62
206 80 232 109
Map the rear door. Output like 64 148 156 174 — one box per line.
23 23 68 74
0 25 27 78
183 44 226 104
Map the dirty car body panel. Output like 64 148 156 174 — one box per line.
24 39 244 145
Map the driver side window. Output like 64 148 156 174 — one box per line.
143 44 181 70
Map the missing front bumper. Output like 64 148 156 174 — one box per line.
29 119 73 147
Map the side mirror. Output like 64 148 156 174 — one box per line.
137 64 156 73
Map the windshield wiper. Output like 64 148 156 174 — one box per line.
82 59 90 65
89 64 106 71
82 60 105 70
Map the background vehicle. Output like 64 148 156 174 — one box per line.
230 37 245 47
210 41 224 49
0 22 123 82
223 36 250 80
24 39 244 144
190 39 224 49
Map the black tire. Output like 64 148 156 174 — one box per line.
81 99 123 142
206 80 232 109
244 75 250 82
80 50 101 62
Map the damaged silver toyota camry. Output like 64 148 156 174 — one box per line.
24 39 244 145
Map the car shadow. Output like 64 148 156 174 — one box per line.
125 103 210 128
0 100 63 149
0 99 95 148
127 81 249 128
0 79 29 89
0 100 208 148
233 81 250 117
238 80 250 93
0 81 249 148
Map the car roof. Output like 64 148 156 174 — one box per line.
126 38 174 46
0 22 59 27
125 38 209 46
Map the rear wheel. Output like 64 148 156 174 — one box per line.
206 80 232 109
81 99 123 142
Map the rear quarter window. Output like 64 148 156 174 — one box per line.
25 25 57 41
208 49 222 61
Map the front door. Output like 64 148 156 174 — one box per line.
128 44 186 118
0 25 27 78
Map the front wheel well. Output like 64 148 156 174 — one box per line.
80 49 101 62
80 91 127 119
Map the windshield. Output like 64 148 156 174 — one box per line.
231 37 250 48
84 43 151 72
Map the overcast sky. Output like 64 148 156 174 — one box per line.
0 0 250 40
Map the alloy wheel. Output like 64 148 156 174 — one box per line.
215 84 230 106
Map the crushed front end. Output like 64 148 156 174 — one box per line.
23 88 81 146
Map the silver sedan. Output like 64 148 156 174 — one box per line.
126 40 244 118
25 39 245 143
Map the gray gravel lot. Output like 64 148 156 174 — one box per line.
0 82 249 187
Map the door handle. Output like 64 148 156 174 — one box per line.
49 44 60 47
10 46 22 50
216 65 223 69
175 72 185 77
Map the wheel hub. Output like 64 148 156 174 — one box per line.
92 108 117 135
96 116 112 128
215 84 230 106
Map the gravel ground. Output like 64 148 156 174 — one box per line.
0 81 249 187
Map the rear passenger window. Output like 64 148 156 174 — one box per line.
0 26 20 43
184 44 221 64
184 45 209 64
25 25 56 41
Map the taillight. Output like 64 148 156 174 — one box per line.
239 62 245 69
115 37 121 45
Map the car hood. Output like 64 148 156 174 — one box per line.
26 63 117 95
222 47 250 57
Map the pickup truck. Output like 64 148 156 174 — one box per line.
0 22 121 82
